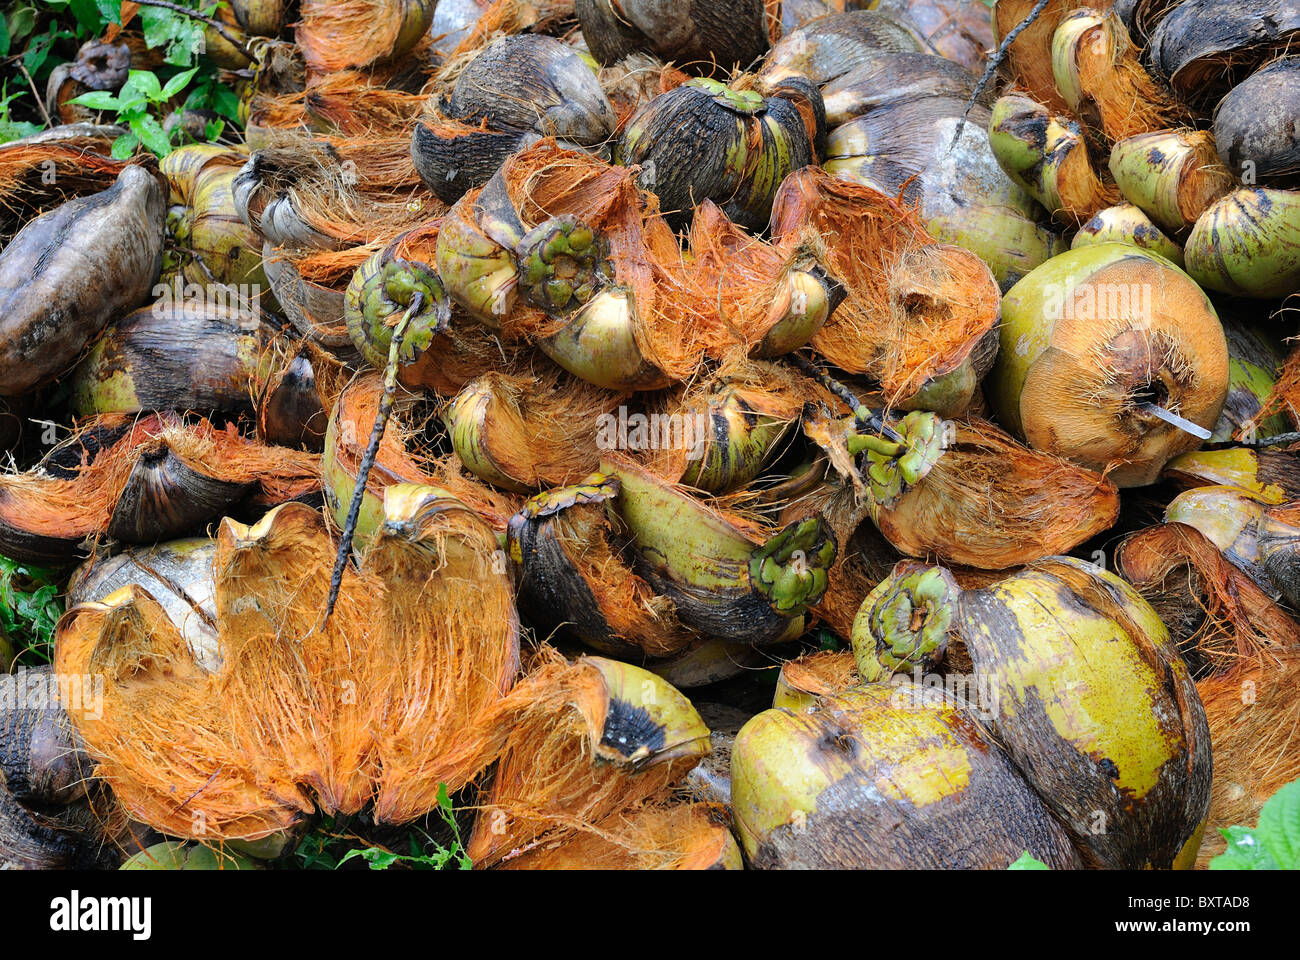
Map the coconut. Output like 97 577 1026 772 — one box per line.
1185 188 1300 299
991 243 1228 487
1109 129 1235 236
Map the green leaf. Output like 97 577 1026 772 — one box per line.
124 69 163 101
140 4 175 48
134 113 173 157
95 0 123 23
161 66 199 99
110 130 140 159
1209 826 1279 870
68 0 106 34
69 90 122 111
0 10 10 57
1256 778 1300 869
1008 851 1049 870
8 8 37 46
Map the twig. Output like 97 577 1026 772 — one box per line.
319 293 423 625
790 353 904 443
947 0 1051 152
16 60 52 129
130 0 256 62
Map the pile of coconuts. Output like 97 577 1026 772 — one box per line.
1 0 1299 871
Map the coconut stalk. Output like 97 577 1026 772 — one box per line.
1109 129 1235 236
1070 202 1184 267
991 243 1229 487
856 557 1212 868
1184 188 1300 300
989 93 1119 225
731 684 1082 869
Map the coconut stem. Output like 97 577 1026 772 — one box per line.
320 292 423 624
791 353 903 443
949 0 1051 151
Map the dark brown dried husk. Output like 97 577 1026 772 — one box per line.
1195 654 1300 866
0 414 321 565
578 0 770 74
770 167 1000 408
257 347 335 452
1148 0 1300 110
1116 522 1300 679
69 299 286 418
1213 57 1300 186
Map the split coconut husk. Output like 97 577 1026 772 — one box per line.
770 167 1000 412
1117 522 1300 679
994 0 1111 113
466 655 712 868
0 414 320 565
1109 129 1235 236
1163 484 1274 594
296 0 435 75
55 487 519 841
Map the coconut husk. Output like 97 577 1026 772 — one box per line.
296 0 436 75
1117 522 1300 679
0 414 321 565
428 0 578 92
994 0 1111 113
1195 654 1300 867
466 654 710 868
773 648 860 712
499 800 740 869
55 491 520 841
598 53 692 133
769 167 999 408
0 146 141 244
1252 340 1300 433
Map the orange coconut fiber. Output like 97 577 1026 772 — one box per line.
1195 654 1300 867
467 654 712 868
770 166 1000 408
1117 522 1300 677
55 490 520 841
994 0 1111 114
297 0 435 75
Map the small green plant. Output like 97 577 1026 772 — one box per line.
295 784 474 871
1210 777 1300 870
70 67 199 157
0 83 42 144
1008 851 1050 870
0 553 64 667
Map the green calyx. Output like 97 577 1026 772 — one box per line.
514 215 612 314
850 411 948 508
852 564 959 683
687 78 765 115
347 256 451 369
748 516 836 616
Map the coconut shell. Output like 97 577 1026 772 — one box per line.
578 0 770 74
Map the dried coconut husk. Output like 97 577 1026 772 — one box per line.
1194 654 1300 867
1117 522 1300 680
499 800 741 869
1251 340 1300 434
1051 8 1184 147
467 654 711 868
296 0 435 75
994 0 1110 113
56 489 519 841
324 372 524 542
0 145 139 244
508 475 699 659
0 414 320 566
446 363 629 491
809 413 1121 569
598 53 692 134
770 168 1000 409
